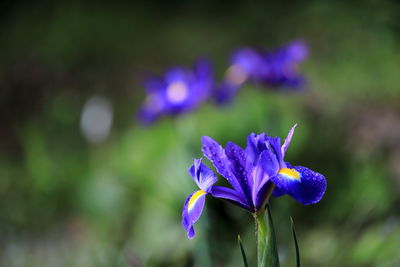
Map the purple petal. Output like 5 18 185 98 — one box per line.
254 180 274 210
144 76 166 94
210 186 250 210
259 148 281 177
224 142 254 207
270 166 326 205
285 40 308 63
188 158 218 192
281 124 297 157
182 190 207 239
266 136 285 166
251 161 272 208
201 136 244 194
214 81 241 105
231 48 264 77
191 59 214 103
193 58 213 82
245 133 268 163
165 67 189 84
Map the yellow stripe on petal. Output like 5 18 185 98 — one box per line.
188 190 207 211
278 168 301 180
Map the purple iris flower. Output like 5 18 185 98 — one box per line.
259 40 308 88
216 41 308 103
182 125 326 238
138 59 213 124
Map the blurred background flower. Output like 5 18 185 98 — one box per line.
216 40 308 104
138 59 213 124
1 1 400 266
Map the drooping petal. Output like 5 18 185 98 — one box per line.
270 166 326 205
210 186 250 210
272 186 286 197
182 190 207 239
201 136 244 194
188 158 217 192
281 124 297 157
224 142 254 205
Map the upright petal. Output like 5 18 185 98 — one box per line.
201 136 244 194
266 136 285 167
245 133 267 163
165 67 189 84
251 161 272 209
259 148 281 177
225 142 254 207
283 40 308 63
281 124 297 157
188 158 217 192
231 48 264 78
191 59 214 103
270 166 326 205
182 190 207 239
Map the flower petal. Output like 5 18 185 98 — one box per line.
201 136 244 194
224 142 254 207
231 48 264 79
182 190 207 239
245 133 267 163
283 40 308 63
266 136 285 166
188 158 217 192
255 180 274 210
165 67 189 84
215 81 241 104
144 76 166 94
259 149 280 177
210 186 250 210
281 124 297 157
270 166 326 205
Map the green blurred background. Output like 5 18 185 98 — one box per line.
1 0 400 266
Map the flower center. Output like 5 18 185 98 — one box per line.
225 64 248 85
278 168 300 180
188 190 206 211
166 81 189 104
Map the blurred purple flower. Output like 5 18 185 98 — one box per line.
216 41 308 103
138 59 213 124
182 125 326 238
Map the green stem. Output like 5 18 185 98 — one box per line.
255 211 267 266
255 206 280 267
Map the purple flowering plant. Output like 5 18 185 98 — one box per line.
216 41 309 103
182 125 326 266
138 59 213 124
137 41 308 125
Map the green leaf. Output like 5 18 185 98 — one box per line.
256 206 280 267
291 217 301 267
238 235 249 267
